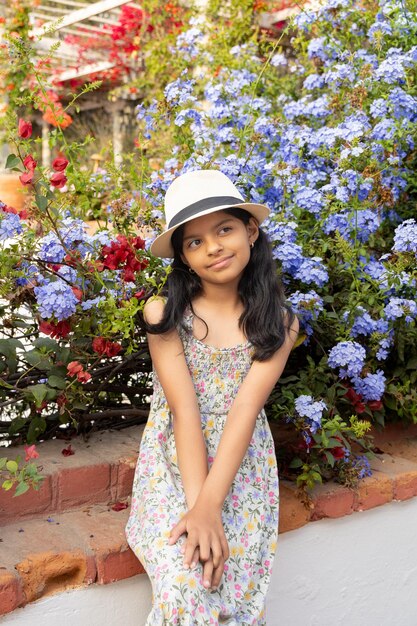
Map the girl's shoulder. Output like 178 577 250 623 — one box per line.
143 295 167 325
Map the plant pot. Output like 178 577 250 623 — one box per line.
0 172 27 210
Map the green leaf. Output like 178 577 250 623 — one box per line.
35 194 48 211
27 416 46 443
26 384 48 406
8 417 27 435
13 482 30 497
0 457 7 470
2 479 14 491
47 375 67 390
5 154 21 169
25 350 53 371
323 450 336 467
289 457 303 468
6 460 18 474
33 337 58 352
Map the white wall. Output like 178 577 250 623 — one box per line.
2 498 417 626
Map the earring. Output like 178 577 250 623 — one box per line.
189 267 196 274
250 242 254 249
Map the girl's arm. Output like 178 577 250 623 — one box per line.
144 298 208 509
170 316 299 582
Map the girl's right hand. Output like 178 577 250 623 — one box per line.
169 503 229 590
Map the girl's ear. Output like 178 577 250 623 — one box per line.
247 217 259 245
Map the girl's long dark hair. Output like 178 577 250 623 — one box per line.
145 207 295 361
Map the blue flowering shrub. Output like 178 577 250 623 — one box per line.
130 0 417 488
1 0 417 493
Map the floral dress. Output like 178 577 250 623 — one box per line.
125 310 279 625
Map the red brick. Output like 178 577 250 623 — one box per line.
114 457 137 499
96 548 144 584
394 473 417 501
15 551 96 603
0 571 24 616
0 475 52 524
57 464 111 509
279 481 311 533
353 471 393 511
310 483 355 520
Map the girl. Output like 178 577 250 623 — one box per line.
126 169 298 625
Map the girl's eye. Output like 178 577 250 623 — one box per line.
219 226 232 235
187 239 201 249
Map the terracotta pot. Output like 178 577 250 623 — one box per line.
0 173 27 210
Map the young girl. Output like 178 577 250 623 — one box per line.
126 169 298 625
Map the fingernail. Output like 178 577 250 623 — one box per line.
204 580 210 587
184 562 189 569
190 561 196 568
211 586 217 592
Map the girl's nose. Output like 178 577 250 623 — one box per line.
206 238 223 254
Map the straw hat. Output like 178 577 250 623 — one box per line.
150 169 270 258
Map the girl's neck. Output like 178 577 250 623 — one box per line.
193 284 242 314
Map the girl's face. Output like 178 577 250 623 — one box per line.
180 210 258 286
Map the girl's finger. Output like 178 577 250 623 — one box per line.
183 534 198 569
168 518 186 545
202 557 214 589
212 558 225 589
190 546 199 569
220 534 230 560
210 537 223 569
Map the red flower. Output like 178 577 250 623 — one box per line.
62 444 75 456
50 172 67 188
77 370 92 383
39 319 71 339
56 394 68 409
111 501 128 511
67 361 83 376
23 154 37 170
71 286 83 301
24 444 39 462
92 336 122 357
133 289 145 300
18 118 32 138
67 361 91 383
368 400 383 411
19 171 34 186
52 157 69 172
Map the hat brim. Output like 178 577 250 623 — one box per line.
150 202 270 258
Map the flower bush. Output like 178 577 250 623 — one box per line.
127 0 417 489
1 0 417 495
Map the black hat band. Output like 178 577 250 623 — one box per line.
168 196 244 228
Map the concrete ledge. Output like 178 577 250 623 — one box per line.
1 422 417 616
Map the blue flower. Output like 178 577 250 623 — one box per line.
353 370 386 401
328 341 366 378
34 280 78 321
0 212 22 241
295 395 327 433
392 219 417 254
351 455 372 479
350 308 377 338
272 242 304 273
370 98 389 118
288 290 323 340
295 186 325 216
303 74 325 90
372 117 397 140
164 77 196 107
368 19 393 41
295 257 329 287
384 297 417 323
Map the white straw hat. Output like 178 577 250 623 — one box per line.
150 169 270 258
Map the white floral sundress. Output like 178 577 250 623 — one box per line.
125 310 279 625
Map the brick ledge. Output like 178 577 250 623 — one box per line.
1 422 417 616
